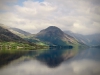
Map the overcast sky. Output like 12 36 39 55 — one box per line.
0 0 100 35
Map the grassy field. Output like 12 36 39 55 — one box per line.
0 42 49 53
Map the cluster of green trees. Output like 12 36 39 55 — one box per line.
0 42 49 51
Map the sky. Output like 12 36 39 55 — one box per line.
0 0 100 35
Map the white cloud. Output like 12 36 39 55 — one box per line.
0 0 100 34
71 21 100 35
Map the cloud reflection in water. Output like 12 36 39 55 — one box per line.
0 59 100 75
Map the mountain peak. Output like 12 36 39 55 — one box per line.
46 26 60 29
45 26 61 31
37 26 64 37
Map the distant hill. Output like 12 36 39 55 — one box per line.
85 33 100 46
34 26 83 46
64 31 100 46
0 23 88 47
9 28 31 38
0 24 27 43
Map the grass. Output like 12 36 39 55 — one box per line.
0 42 49 54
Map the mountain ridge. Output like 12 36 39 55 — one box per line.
0 24 90 47
64 31 100 46
0 24 27 43
34 26 82 46
9 27 31 38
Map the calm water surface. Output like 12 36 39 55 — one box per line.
0 48 100 75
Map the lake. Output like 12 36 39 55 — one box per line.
0 48 100 75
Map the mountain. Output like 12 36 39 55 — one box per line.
34 26 82 46
64 31 100 46
0 24 27 43
0 24 43 46
85 33 100 46
64 31 89 45
0 23 87 48
8 28 31 38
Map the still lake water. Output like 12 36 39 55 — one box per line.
0 48 100 75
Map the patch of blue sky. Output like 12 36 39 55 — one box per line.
34 0 44 2
16 0 27 6
16 0 44 6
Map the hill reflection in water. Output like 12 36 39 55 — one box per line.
0 48 100 75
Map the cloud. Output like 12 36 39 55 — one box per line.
71 21 100 35
0 59 100 75
0 0 17 11
0 0 100 34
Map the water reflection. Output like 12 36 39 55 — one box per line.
0 48 100 75
71 48 100 61
0 51 28 67
36 49 74 68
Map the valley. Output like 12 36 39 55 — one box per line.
0 23 99 51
